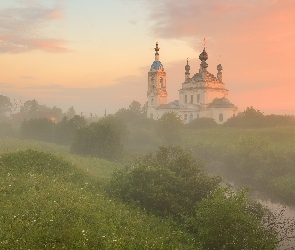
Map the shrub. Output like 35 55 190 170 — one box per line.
20 118 55 142
189 187 278 249
110 146 221 217
185 117 217 129
156 112 183 145
0 150 200 249
71 117 124 161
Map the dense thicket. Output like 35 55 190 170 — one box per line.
20 118 56 142
155 112 183 145
71 116 125 161
0 122 17 138
109 146 289 249
190 187 278 249
19 115 86 145
185 117 218 129
224 106 295 127
110 146 221 217
0 150 199 249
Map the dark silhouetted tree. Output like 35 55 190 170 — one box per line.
110 146 221 216
156 112 183 145
71 116 124 160
0 95 12 120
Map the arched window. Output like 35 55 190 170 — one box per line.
160 77 163 88
189 113 193 122
219 113 224 122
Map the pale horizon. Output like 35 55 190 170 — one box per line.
1 0 295 117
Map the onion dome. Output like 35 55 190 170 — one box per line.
199 48 208 61
150 61 164 71
150 42 164 71
185 58 190 71
201 60 208 69
217 64 223 71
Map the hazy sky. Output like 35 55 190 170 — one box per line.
0 0 294 116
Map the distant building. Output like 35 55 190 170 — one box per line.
147 41 238 124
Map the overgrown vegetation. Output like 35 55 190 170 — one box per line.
110 146 221 217
0 150 199 249
71 116 125 161
1 96 295 248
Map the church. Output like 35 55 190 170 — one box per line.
147 41 238 124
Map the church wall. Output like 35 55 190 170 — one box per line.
211 108 237 124
205 90 227 105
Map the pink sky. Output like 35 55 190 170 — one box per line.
0 0 294 116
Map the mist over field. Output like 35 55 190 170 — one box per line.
1 0 295 249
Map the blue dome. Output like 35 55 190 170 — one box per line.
150 61 164 71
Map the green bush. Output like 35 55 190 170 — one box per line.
110 146 221 217
0 150 200 249
0 122 17 138
71 117 124 161
185 117 218 129
156 112 183 145
189 187 278 249
20 118 55 142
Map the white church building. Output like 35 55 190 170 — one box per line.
147 42 238 124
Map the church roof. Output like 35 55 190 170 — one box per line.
158 100 179 109
150 61 164 71
190 70 220 82
207 98 237 109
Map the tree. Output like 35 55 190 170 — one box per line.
0 95 12 120
20 99 39 119
66 106 76 119
156 112 183 145
185 117 217 129
20 118 55 142
141 101 148 116
71 117 124 160
110 146 221 217
54 115 86 145
190 187 278 250
51 106 64 120
115 100 147 124
128 100 142 116
224 106 267 127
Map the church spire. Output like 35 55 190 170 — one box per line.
154 42 160 61
185 58 190 81
150 42 164 71
199 38 208 71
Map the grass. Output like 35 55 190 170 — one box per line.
0 149 199 249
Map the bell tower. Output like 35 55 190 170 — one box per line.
147 42 167 119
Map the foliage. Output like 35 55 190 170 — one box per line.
71 117 124 161
0 150 199 249
110 146 221 217
156 112 183 145
55 115 86 145
0 122 17 138
0 95 12 120
66 106 76 119
221 134 295 200
189 187 278 250
224 106 295 127
185 117 218 129
115 100 154 127
20 99 39 119
20 118 55 142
